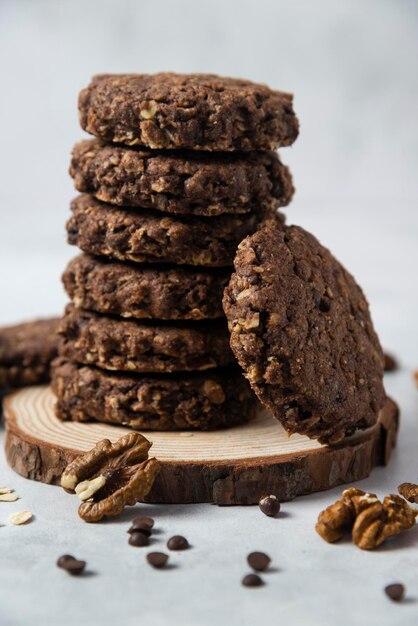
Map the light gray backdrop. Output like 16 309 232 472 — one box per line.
0 2 417 625
0 0 417 343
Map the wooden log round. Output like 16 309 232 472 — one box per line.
3 385 399 505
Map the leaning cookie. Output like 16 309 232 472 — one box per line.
67 194 284 268
70 139 294 216
59 305 234 373
223 221 386 445
79 73 299 151
51 358 256 431
0 317 60 388
63 254 229 321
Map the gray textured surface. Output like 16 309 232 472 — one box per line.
0 1 417 624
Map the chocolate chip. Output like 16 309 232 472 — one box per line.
247 551 271 572
127 516 155 536
259 495 280 517
57 554 75 567
127 524 152 537
131 516 154 530
384 353 398 372
167 535 189 551
242 574 264 587
319 297 331 313
384 583 405 602
128 531 150 547
127 517 154 532
146 552 169 568
57 554 86 576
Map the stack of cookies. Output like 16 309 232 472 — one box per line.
51 73 299 431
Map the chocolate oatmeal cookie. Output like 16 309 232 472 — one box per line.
70 139 294 216
67 194 284 268
223 221 386 444
63 254 229 320
79 73 299 151
0 317 60 388
59 305 234 373
51 358 256 430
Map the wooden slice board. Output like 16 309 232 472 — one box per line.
3 385 399 505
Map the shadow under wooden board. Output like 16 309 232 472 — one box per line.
3 385 399 505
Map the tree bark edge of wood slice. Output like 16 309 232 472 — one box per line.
2 385 399 505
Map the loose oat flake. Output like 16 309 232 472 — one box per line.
0 493 19 502
9 511 33 525
0 487 14 495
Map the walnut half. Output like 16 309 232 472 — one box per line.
316 487 417 550
398 482 418 503
352 494 417 550
315 487 371 542
61 433 160 523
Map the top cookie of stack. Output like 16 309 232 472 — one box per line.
53 73 299 432
78 73 298 152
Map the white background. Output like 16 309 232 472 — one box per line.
0 1 417 625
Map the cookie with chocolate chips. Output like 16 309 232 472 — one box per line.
59 305 234 373
0 318 60 388
63 254 229 321
67 194 284 268
79 73 299 151
51 358 256 431
223 221 386 444
70 139 294 216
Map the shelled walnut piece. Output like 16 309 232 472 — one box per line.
61 432 159 523
316 488 371 543
398 482 418 504
316 487 417 550
353 494 416 550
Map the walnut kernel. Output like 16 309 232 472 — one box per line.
75 475 107 501
61 432 159 523
398 482 418 503
316 488 417 550
315 487 367 543
352 494 417 550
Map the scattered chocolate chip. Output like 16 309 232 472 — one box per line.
57 555 74 567
128 531 150 547
259 495 280 517
127 524 152 537
57 554 86 576
384 583 405 602
127 516 155 536
146 552 169 568
384 353 398 372
167 535 189 551
247 551 271 572
242 573 264 587
131 516 155 530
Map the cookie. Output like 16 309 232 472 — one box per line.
63 254 229 320
70 139 294 216
51 358 256 431
79 73 299 151
59 305 234 373
223 221 386 444
0 317 60 388
67 194 284 268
